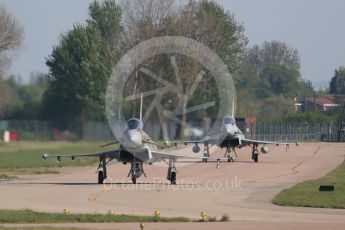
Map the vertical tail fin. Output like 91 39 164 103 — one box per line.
140 93 143 121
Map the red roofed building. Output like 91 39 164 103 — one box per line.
294 95 345 112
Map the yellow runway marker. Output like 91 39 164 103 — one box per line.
88 189 110 203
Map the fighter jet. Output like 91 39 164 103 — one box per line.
42 96 219 184
173 101 298 163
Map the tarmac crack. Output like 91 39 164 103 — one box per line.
266 144 324 180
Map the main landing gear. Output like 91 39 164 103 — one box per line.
202 143 210 162
167 158 177 184
97 156 113 184
223 146 237 162
251 143 259 163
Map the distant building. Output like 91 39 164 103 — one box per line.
294 95 345 112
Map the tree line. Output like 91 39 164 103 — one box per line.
0 0 344 125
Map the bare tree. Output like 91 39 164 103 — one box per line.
117 0 246 137
244 41 300 73
118 0 177 119
119 0 176 52
0 5 23 71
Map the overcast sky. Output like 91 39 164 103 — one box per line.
1 0 345 89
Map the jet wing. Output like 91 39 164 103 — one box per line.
168 140 206 146
167 138 216 146
151 150 219 162
241 138 298 146
42 150 120 161
166 132 221 146
43 148 225 167
43 149 215 162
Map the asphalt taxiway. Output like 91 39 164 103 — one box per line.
1 142 345 229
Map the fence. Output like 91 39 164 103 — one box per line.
0 120 81 141
0 119 344 142
243 122 344 142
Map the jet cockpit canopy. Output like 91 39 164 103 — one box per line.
126 118 143 130
223 116 236 125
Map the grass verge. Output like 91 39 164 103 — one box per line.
0 174 17 180
0 141 116 173
0 209 190 223
273 160 345 209
0 140 169 175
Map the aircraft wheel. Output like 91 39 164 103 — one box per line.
98 171 104 184
131 177 137 184
170 171 176 185
203 158 208 162
253 154 258 163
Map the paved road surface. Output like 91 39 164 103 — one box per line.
1 142 344 229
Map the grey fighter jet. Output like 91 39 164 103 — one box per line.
43 96 219 184
173 101 298 163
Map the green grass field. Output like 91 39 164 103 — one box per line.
0 209 190 223
0 141 115 175
273 160 345 209
0 174 17 179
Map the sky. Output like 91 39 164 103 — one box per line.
1 0 345 89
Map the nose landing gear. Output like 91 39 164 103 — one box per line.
131 177 136 184
127 163 146 184
223 146 237 162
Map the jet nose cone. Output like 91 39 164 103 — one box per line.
225 124 236 137
125 130 143 148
